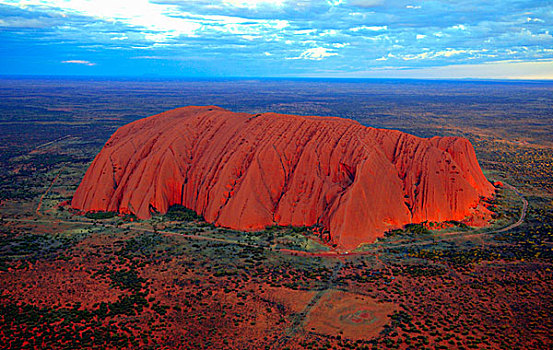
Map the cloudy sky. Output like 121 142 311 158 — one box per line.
1 0 552 78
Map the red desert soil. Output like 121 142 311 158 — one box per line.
304 289 398 340
263 286 317 314
72 106 494 249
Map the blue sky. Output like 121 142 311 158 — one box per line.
1 0 552 79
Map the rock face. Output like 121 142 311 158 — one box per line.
72 106 494 249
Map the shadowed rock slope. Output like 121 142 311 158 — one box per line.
72 106 494 249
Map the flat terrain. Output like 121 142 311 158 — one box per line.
304 290 398 340
0 77 552 349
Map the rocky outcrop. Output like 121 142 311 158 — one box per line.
72 106 494 249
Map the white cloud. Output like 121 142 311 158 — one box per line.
515 28 552 41
288 47 338 60
416 34 426 40
350 0 384 8
0 17 51 28
402 52 430 60
323 60 553 79
4 0 201 40
413 60 553 79
1 0 290 43
350 25 387 32
332 43 348 48
110 34 128 41
400 48 486 61
223 0 286 9
295 29 317 35
406 5 421 9
435 49 467 57
62 60 96 66
320 29 338 36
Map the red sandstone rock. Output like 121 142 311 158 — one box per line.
72 106 495 249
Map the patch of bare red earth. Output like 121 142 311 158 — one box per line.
304 290 398 340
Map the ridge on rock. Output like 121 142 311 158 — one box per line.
72 106 495 249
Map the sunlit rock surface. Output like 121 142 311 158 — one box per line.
72 106 494 249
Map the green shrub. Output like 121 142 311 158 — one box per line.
165 204 203 221
85 211 116 219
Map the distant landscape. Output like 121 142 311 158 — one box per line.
1 77 552 349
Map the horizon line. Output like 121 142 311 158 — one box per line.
1 74 553 83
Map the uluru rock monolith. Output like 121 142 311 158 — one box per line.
72 106 494 249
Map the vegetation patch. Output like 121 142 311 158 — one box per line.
165 204 203 221
85 211 117 219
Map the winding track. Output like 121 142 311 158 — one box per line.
36 166 66 216
491 182 528 234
